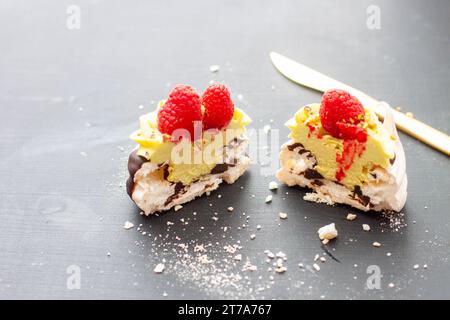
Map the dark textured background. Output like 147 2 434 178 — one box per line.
1 0 449 299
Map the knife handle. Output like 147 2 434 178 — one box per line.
389 108 450 156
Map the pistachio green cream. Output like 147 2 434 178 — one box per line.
130 101 251 185
286 104 395 188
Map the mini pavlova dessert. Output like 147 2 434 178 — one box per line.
127 83 251 215
277 89 407 212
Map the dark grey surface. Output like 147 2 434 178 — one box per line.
1 0 449 299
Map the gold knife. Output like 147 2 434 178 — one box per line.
270 51 450 156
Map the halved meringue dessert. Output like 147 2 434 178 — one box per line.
127 84 251 215
276 89 407 212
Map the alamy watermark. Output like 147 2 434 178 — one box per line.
366 5 381 30
66 265 81 289
66 5 81 30
366 265 382 289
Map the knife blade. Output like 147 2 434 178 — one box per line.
270 51 450 156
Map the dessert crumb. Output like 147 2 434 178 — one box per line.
209 65 220 73
362 224 371 231
278 212 288 219
265 195 273 203
123 221 134 230
269 181 278 190
346 213 357 221
317 223 338 240
174 205 183 212
372 241 382 247
153 263 165 274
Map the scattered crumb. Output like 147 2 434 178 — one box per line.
198 254 213 264
413 264 419 270
278 212 288 219
362 224 371 231
265 195 273 203
314 254 320 261
269 181 278 190
405 112 414 118
265 251 275 259
243 261 257 272
317 223 338 240
319 257 326 263
276 252 286 259
250 234 256 240
372 241 382 247
388 283 395 288
346 213 357 221
123 221 134 230
194 244 206 253
227 206 234 212
275 266 287 274
313 263 321 271
263 125 271 134
174 205 183 212
233 254 242 261
153 263 165 274
303 192 334 205
322 239 329 245
209 65 220 73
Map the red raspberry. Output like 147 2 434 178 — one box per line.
157 84 202 140
319 89 366 141
201 83 234 130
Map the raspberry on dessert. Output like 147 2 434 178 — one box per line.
201 83 234 130
319 89 366 141
157 84 203 140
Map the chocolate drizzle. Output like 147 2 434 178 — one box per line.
304 169 324 180
353 186 371 207
390 154 396 165
164 182 185 206
126 150 150 197
287 142 304 151
210 163 233 174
